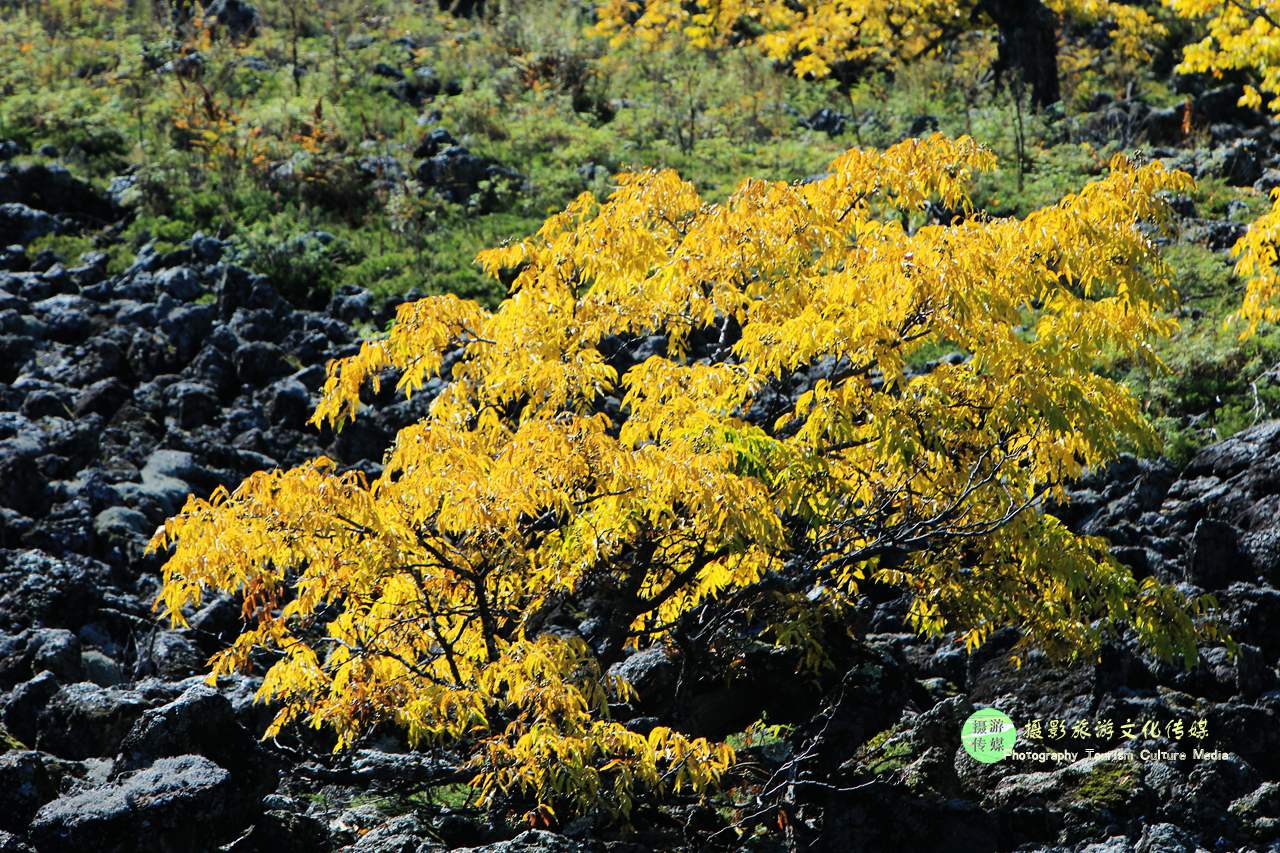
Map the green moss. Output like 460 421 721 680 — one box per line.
1073 763 1136 810
857 724 915 776
0 721 26 750
419 782 473 810
348 782 474 816
972 140 1108 218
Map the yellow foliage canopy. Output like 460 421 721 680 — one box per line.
1164 0 1280 334
590 0 1163 79
151 134 1217 816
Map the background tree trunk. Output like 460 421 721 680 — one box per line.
979 0 1062 108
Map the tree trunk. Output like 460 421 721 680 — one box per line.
979 0 1062 109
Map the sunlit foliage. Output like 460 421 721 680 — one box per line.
151 134 1219 818
591 0 1163 80
1164 0 1280 334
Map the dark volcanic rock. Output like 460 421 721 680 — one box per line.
116 684 272 787
132 631 203 680
412 127 457 160
608 646 677 715
798 107 851 136
0 550 111 632
2 671 60 746
0 751 57 833
36 682 149 759
1186 517 1251 588
0 205 56 246
414 144 521 211
29 754 249 853
0 629 82 688
0 163 118 225
0 441 49 516
203 0 260 39
455 831 592 852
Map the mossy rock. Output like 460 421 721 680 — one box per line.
855 724 916 777
1072 762 1137 810
1 720 28 750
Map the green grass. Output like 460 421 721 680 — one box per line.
7 0 1280 459
1115 241 1280 464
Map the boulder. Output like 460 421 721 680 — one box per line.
27 629 83 684
412 128 457 160
1194 84 1264 127
264 376 311 426
0 629 81 688
114 448 203 518
0 438 50 516
1186 518 1250 589
73 377 129 418
349 814 435 852
0 751 57 833
236 808 334 853
116 684 271 788
1 671 60 746
234 340 293 386
37 682 149 759
1207 141 1265 187
0 550 110 632
0 205 57 248
1141 106 1184 146
798 107 850 136
345 749 455 789
133 630 203 680
607 645 677 714
153 266 202 301
0 832 33 853
414 145 520 211
1229 781 1280 842
202 0 260 38
167 380 221 428
29 755 250 852
93 506 153 566
455 831 591 853
81 648 125 687
0 164 118 223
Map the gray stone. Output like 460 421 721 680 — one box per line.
608 645 678 709
455 831 591 852
117 684 270 788
30 755 248 852
154 266 201 301
93 506 153 564
80 648 124 686
28 629 82 683
1135 822 1201 852
135 631 203 680
0 204 56 246
37 682 148 759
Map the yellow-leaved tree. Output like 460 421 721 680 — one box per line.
591 0 1165 106
1164 0 1280 334
151 134 1219 820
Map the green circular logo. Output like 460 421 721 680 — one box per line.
961 708 1017 763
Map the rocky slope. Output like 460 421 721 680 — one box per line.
1 145 1280 853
